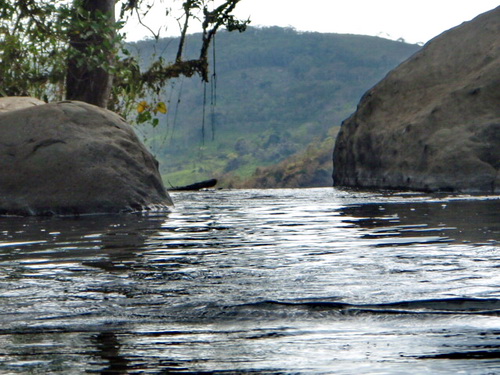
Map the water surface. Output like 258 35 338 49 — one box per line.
0 188 499 374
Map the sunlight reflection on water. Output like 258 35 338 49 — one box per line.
0 188 498 374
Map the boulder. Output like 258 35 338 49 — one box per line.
0 96 45 112
0 100 173 215
333 7 500 193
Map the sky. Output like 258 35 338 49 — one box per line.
122 0 499 44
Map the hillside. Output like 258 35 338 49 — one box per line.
130 27 421 187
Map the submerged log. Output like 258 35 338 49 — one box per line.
170 179 218 191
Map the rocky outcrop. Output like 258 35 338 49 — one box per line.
0 100 173 215
333 7 500 193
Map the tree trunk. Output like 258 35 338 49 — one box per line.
65 0 115 108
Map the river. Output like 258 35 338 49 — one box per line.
0 188 499 374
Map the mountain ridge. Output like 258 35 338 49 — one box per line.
130 26 421 187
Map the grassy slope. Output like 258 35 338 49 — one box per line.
130 27 420 188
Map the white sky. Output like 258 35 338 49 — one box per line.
122 1 499 44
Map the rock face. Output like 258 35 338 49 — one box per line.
333 7 500 193
0 100 173 215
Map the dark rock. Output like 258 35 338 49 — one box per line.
0 100 173 215
333 7 500 193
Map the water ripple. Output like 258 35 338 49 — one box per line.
0 189 498 374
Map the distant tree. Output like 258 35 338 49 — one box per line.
0 0 248 116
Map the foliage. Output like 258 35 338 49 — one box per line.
0 1 72 99
0 0 248 119
224 127 340 188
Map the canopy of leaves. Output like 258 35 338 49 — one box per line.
0 0 248 116
0 1 73 98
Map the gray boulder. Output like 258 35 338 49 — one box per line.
0 100 173 215
333 7 500 193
